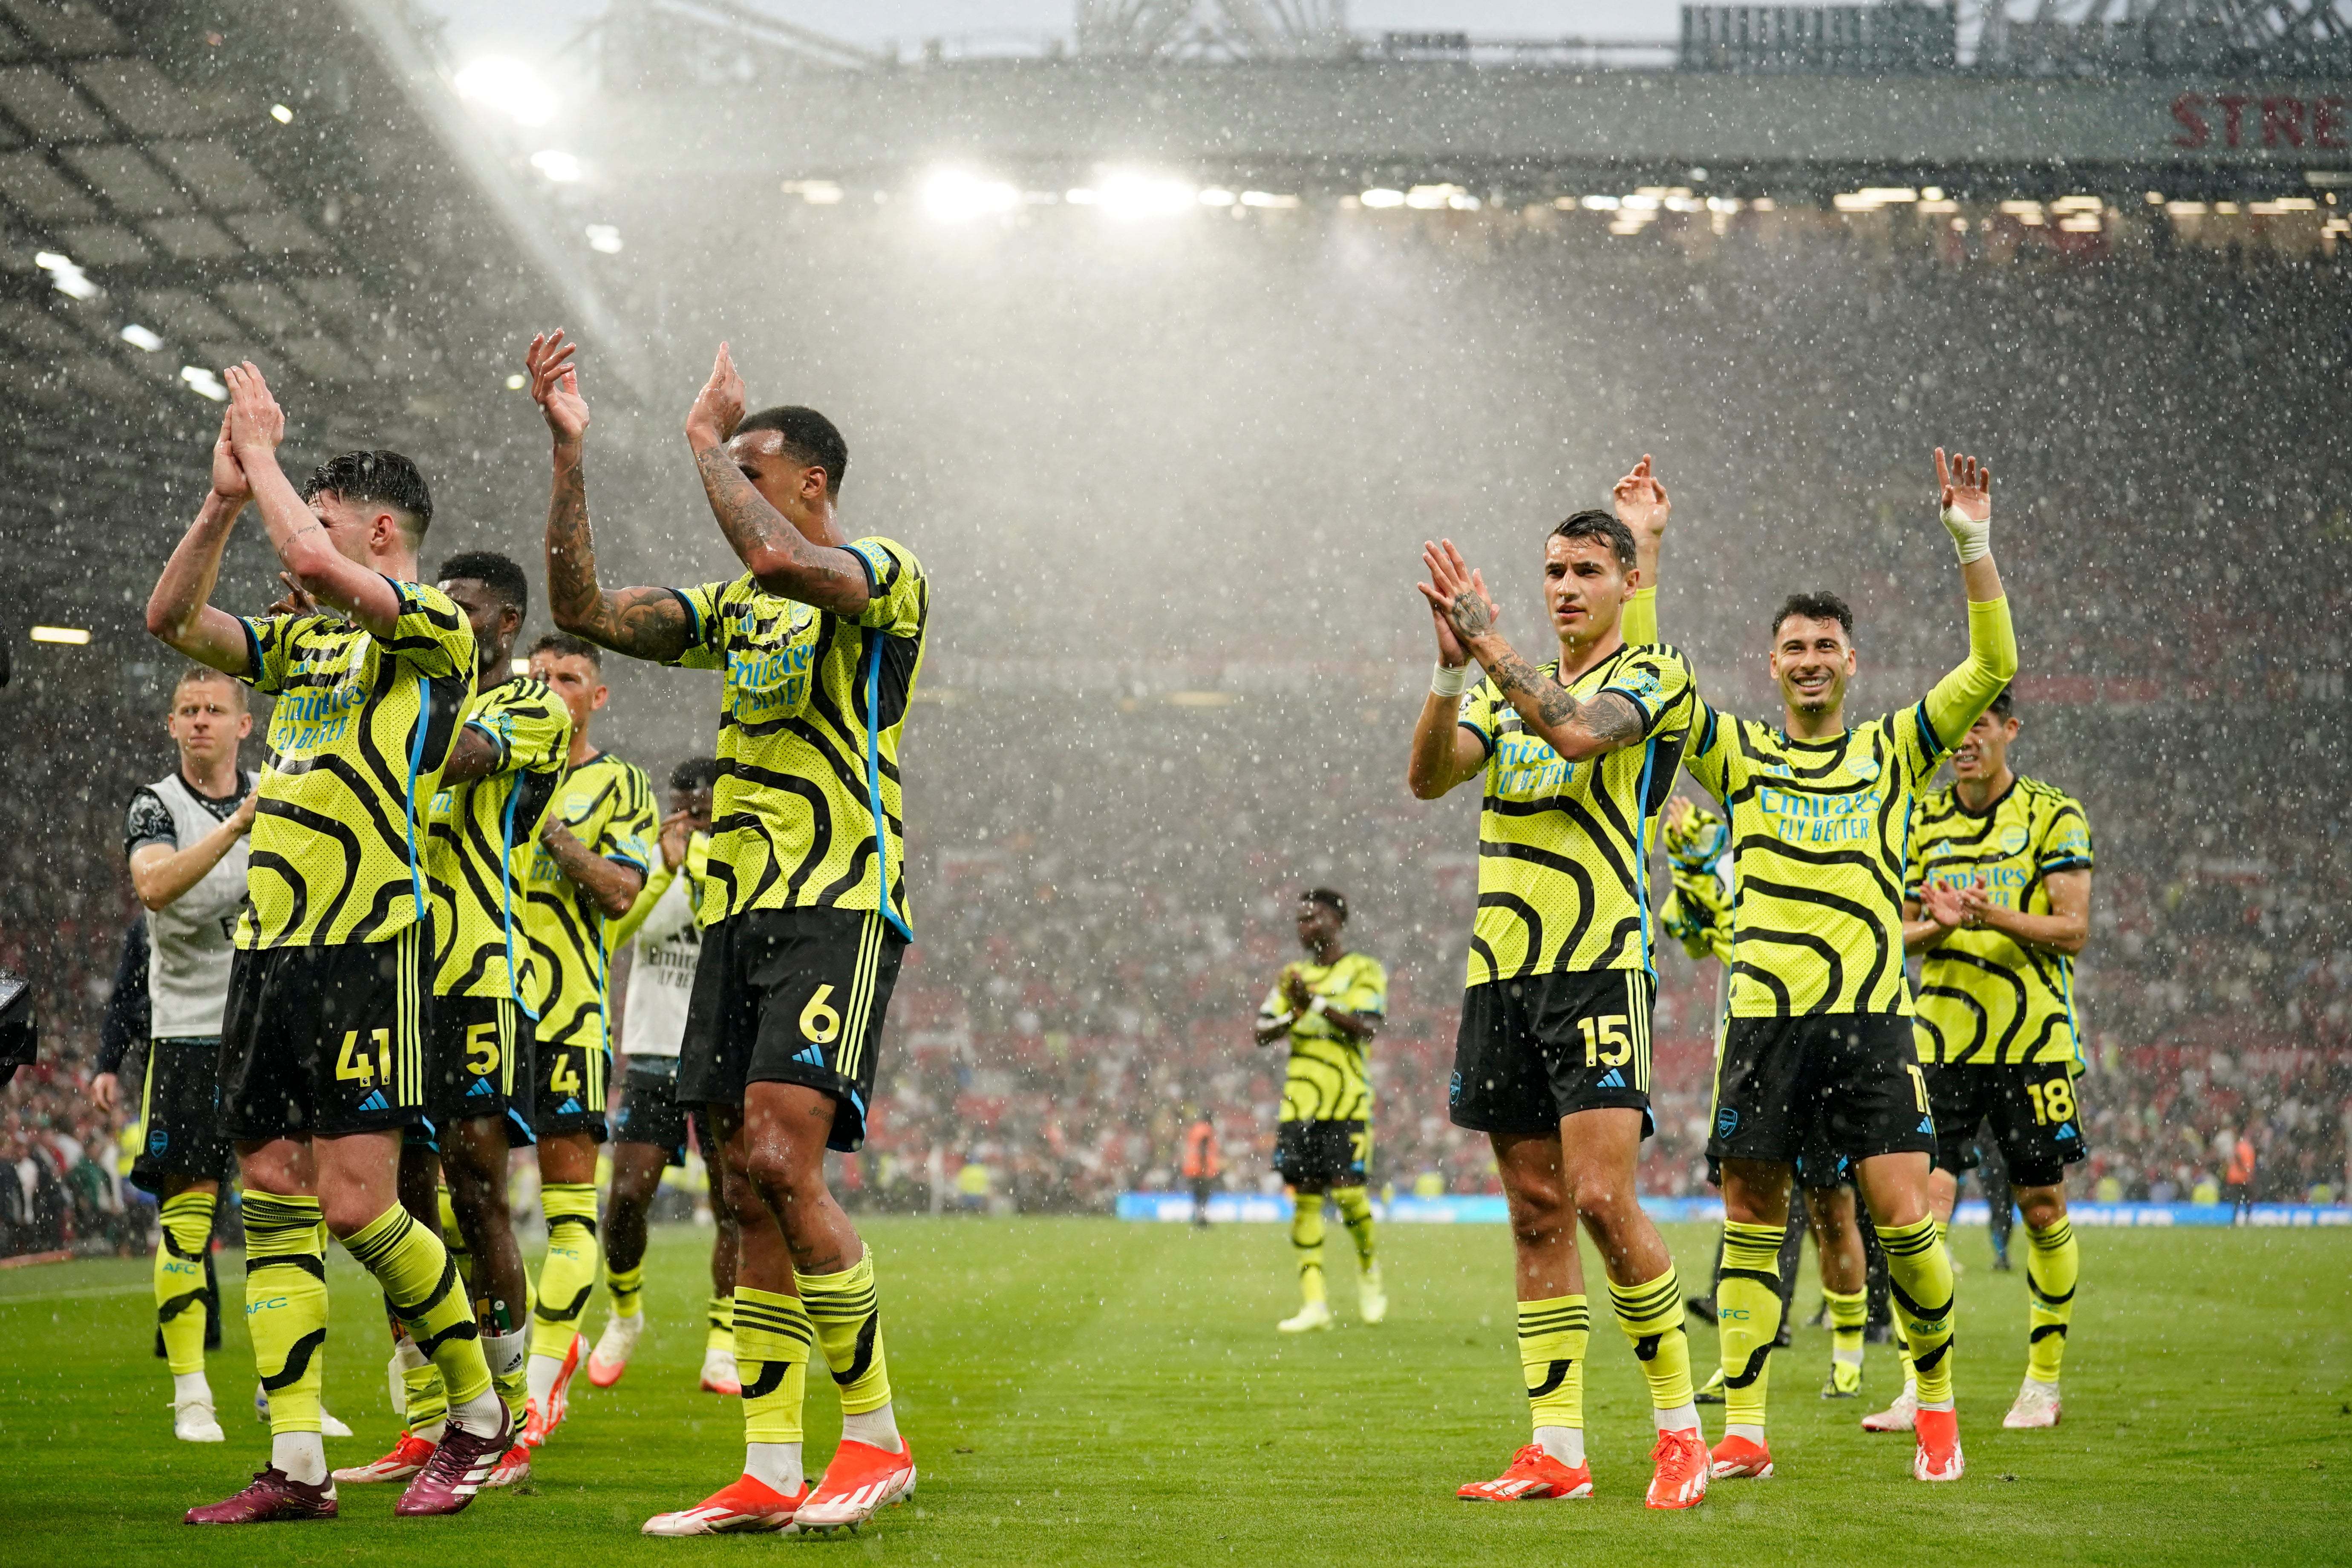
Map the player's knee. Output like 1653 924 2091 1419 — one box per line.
319 1191 387 1239
2016 1185 2067 1230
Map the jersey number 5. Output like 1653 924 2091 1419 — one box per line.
465 1021 500 1078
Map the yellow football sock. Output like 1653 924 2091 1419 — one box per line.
1608 1265 1696 1413
532 1183 600 1359
398 1335 449 1437
1880 1216 1957 1404
155 1190 215 1376
1825 1286 1867 1365
1718 1220 1785 1430
734 1287 812 1444
343 1205 492 1407
1291 1194 1326 1306
2025 1218 2078 1384
608 1261 646 1320
707 1293 736 1355
242 1192 328 1435
1331 1186 1377 1271
1517 1294 1588 1433
797 1249 893 1415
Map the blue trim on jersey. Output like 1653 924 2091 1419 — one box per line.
404 671 429 927
862 631 913 943
495 716 541 1023
1633 733 1660 974
1911 699 1942 759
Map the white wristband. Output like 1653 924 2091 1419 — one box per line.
1308 995 1329 1016
1940 503 1991 565
1431 661 1469 697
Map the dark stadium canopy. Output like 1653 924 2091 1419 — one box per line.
0 0 618 643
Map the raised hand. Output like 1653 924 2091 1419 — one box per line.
658 807 694 872
221 362 284 459
527 330 590 444
1936 447 1990 522
1612 453 1670 543
1663 794 1695 834
265 569 318 617
208 409 251 502
1417 539 1501 648
685 340 747 450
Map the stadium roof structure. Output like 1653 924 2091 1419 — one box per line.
0 0 625 644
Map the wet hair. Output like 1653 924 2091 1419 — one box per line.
301 450 433 548
1773 591 1854 641
1987 686 2015 721
528 631 601 670
1548 508 1636 573
171 663 242 700
735 405 848 497
1302 887 1349 923
437 550 528 620
670 756 723 793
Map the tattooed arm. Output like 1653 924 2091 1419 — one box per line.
683 343 871 617
1418 539 1650 764
528 331 695 663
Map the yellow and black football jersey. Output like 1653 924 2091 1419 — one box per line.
1454 641 1696 986
1681 597 2016 1017
234 582 475 948
427 677 571 1002
525 751 655 1050
1908 774 2093 1066
664 539 927 937
1661 801 1735 966
1258 952 1388 1123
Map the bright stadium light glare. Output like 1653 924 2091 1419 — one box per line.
1198 187 1236 206
921 168 1019 224
1359 187 1405 208
1094 171 1196 220
270 103 294 124
454 58 558 127
180 365 227 401
30 625 90 644
585 224 623 253
530 149 582 183
1239 190 1300 209
35 250 98 299
119 323 164 351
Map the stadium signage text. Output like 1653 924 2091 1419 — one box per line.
2171 92 2349 150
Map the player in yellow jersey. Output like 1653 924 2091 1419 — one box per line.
530 332 925 1534
519 630 654 1444
147 368 507 1522
589 758 745 1400
1866 689 2092 1434
1665 449 2018 1486
335 550 571 1490
1253 889 1388 1332
1409 464 1711 1512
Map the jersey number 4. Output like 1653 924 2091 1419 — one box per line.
334 1029 393 1088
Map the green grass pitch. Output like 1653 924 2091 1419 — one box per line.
3 1215 2346 1564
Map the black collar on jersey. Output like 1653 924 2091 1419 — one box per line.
1951 772 2020 819
174 766 251 810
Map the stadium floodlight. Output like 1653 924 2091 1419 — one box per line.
29 625 90 644
585 224 623 253
921 168 1020 224
1199 187 1237 206
1581 195 1621 210
783 180 845 205
453 58 558 127
1093 171 1196 220
1859 187 1919 203
119 323 164 351
180 365 227 401
1239 191 1300 209
1359 188 1405 208
530 150 583 183
1406 184 1474 210
34 250 97 300
270 103 294 124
